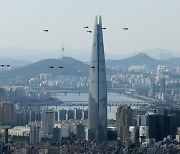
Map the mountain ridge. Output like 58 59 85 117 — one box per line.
0 57 89 78
0 59 32 67
0 53 180 79
106 53 180 67
0 47 180 62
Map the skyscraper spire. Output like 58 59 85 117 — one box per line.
99 15 102 25
95 15 98 24
61 42 64 58
88 16 107 142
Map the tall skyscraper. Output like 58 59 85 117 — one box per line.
52 126 61 144
137 114 176 141
0 102 17 126
1 128 9 144
42 109 55 138
76 124 85 141
30 125 41 145
116 105 135 143
160 77 165 93
74 108 83 120
59 109 67 121
148 77 155 98
88 16 107 142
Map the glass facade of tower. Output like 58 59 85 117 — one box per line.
88 16 107 142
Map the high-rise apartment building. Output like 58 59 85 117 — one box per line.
42 109 55 138
0 102 17 126
116 105 135 142
159 77 165 93
52 126 61 144
1 128 9 144
59 109 67 121
74 108 82 120
137 114 177 141
30 125 41 145
148 77 155 98
116 106 134 127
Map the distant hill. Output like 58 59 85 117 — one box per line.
0 59 31 68
106 49 180 60
1 54 180 79
107 53 157 67
0 57 89 78
0 47 179 62
131 48 180 60
106 53 180 67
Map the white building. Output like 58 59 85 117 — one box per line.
9 126 30 136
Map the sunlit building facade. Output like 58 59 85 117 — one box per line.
88 16 107 142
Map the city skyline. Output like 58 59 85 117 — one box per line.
0 1 179 153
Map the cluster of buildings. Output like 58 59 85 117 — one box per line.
0 101 88 127
110 64 180 103
116 106 180 143
29 74 89 89
0 86 50 104
0 102 88 142
0 16 179 153
27 64 180 105
0 58 179 105
0 103 180 153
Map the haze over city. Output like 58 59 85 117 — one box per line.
0 1 180 153
0 0 180 61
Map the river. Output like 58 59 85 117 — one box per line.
49 92 144 120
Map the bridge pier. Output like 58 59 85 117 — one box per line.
109 105 111 111
136 102 139 108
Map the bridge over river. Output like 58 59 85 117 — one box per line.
19 100 169 108
47 88 135 95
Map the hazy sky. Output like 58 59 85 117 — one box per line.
0 0 180 55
